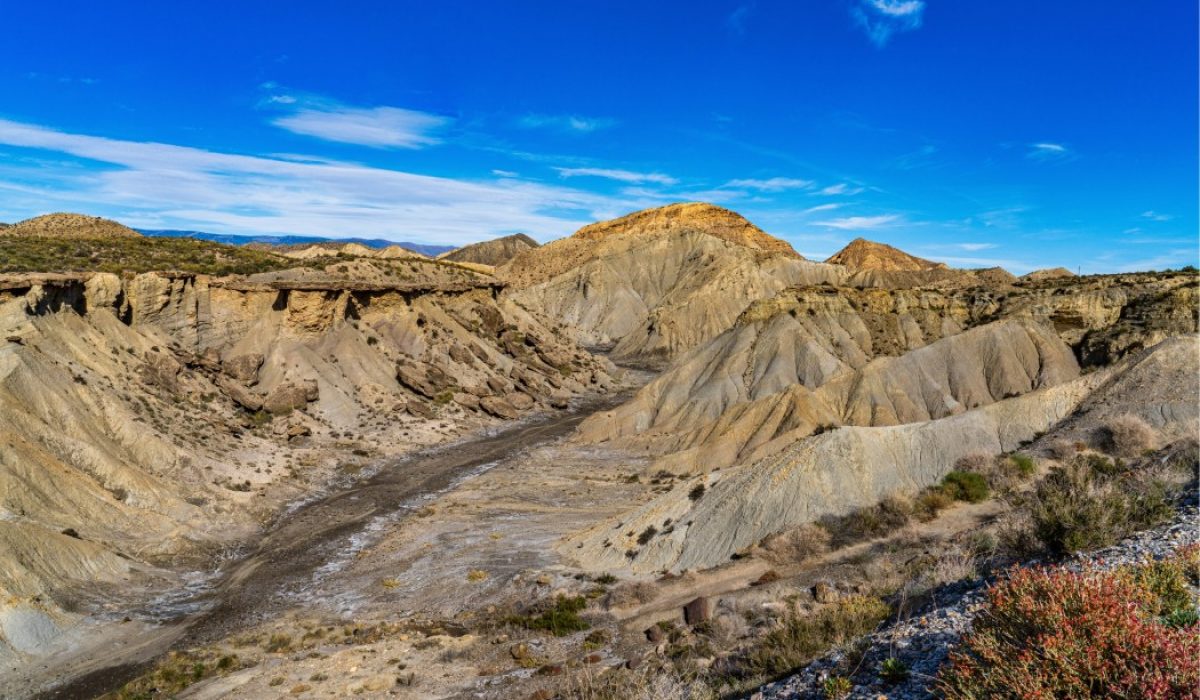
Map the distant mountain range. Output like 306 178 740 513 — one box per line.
138 229 456 257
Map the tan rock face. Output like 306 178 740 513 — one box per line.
825 238 947 272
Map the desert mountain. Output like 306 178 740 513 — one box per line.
825 237 947 271
1 213 142 239
439 233 539 267
502 203 848 361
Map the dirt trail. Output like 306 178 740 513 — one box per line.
30 392 633 700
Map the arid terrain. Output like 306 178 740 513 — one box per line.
0 206 1196 700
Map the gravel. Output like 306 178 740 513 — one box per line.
750 502 1199 700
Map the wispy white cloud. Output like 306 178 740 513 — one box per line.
851 0 925 47
0 118 658 245
271 100 451 149
1141 210 1172 222
1027 142 1072 161
491 169 519 178
723 176 813 192
555 167 678 185
727 3 754 35
802 203 842 214
814 214 899 230
519 114 616 133
819 183 865 195
955 242 997 251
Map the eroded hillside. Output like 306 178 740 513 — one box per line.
0 257 611 659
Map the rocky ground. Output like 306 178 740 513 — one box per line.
751 498 1200 700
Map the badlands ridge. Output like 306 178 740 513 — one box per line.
0 203 1195 699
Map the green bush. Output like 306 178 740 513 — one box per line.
941 471 990 503
1008 453 1036 477
508 596 591 636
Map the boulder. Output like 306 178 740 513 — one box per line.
396 361 451 399
222 353 265 384
263 381 318 414
220 377 263 411
453 392 481 410
480 396 520 419
506 391 535 411
406 400 434 418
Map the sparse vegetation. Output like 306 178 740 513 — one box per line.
0 235 300 275
1006 452 1175 557
879 657 909 683
507 595 591 636
739 595 890 680
759 523 832 564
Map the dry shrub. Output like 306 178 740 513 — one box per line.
740 595 891 679
938 564 1199 699
1046 438 1077 461
562 663 715 700
1003 453 1174 557
759 523 832 565
604 580 659 609
900 545 979 602
954 452 994 474
1104 413 1157 458
913 488 955 522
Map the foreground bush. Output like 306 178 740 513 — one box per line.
1012 453 1174 556
938 563 1200 699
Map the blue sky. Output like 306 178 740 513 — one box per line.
0 1 1195 273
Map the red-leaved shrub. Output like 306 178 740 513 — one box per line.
938 564 1200 699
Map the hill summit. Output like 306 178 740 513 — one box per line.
2 213 142 239
826 237 946 272
440 233 539 266
573 202 801 258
